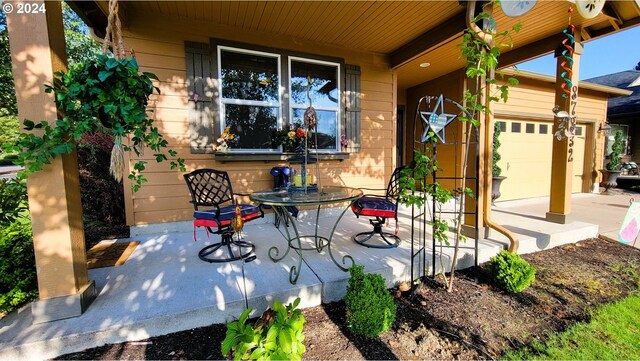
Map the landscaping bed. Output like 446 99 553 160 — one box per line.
56 237 640 360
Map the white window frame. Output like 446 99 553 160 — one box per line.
288 56 342 152
217 45 283 152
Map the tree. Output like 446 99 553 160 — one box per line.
61 2 101 67
0 3 101 116
635 61 640 71
0 12 17 116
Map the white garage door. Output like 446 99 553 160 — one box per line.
497 120 586 201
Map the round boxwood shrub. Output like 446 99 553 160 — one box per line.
344 265 396 338
487 250 536 293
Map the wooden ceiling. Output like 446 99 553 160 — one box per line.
75 1 640 90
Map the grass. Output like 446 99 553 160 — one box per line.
505 293 640 360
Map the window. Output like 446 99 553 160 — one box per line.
525 123 535 134
217 45 341 152
497 121 506 132
290 58 340 150
511 122 521 133
219 47 281 151
574 126 583 136
539 124 548 134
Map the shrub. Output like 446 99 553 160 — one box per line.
0 115 19 150
344 265 396 338
0 178 28 227
222 298 306 360
487 250 536 293
492 122 502 177
0 221 37 313
607 130 624 171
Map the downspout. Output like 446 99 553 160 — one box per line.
466 0 519 252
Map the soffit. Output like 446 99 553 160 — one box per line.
84 1 640 90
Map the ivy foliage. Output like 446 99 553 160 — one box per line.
344 265 396 338
5 54 185 191
487 250 536 293
222 298 306 360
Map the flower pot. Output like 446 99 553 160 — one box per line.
491 176 506 204
599 169 622 193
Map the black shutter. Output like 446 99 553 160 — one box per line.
185 41 213 153
344 64 361 153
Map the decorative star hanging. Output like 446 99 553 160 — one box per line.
420 94 458 143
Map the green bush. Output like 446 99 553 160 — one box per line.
344 265 396 338
487 250 536 293
0 178 28 227
607 130 624 171
0 221 37 313
492 122 502 177
222 298 306 360
0 115 19 150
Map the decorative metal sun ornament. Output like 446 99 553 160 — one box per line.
420 94 458 143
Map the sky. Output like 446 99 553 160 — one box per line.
516 25 640 80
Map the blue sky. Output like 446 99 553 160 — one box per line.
516 25 640 80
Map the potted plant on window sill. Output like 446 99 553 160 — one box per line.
491 122 506 204
600 129 624 193
6 55 185 191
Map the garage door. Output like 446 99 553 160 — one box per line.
497 120 586 201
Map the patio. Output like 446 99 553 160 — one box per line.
1 191 629 360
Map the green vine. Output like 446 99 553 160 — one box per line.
4 54 185 191
492 122 502 177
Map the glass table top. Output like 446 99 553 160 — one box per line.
250 186 363 206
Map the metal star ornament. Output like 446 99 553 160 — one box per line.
420 95 458 143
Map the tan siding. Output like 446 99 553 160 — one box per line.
122 18 395 225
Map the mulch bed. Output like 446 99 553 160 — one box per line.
56 237 640 360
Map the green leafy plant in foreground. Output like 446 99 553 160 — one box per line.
222 298 306 360
487 250 536 293
344 265 396 338
4 54 185 191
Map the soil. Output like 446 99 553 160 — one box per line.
84 225 130 250
56 237 640 360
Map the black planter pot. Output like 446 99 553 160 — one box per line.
600 169 622 193
491 176 506 204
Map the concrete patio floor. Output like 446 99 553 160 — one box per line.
0 191 635 360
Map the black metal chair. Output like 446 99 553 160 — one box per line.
184 168 263 263
351 167 404 248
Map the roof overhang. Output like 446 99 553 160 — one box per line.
66 0 640 91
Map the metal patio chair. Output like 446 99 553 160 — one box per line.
184 168 263 263
351 166 404 248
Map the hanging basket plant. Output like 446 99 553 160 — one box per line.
8 54 184 191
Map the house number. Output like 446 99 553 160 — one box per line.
568 85 578 163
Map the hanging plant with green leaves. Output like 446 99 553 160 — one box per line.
6 54 185 191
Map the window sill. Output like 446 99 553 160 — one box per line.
214 152 350 163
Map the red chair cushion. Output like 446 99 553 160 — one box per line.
193 204 261 228
351 196 396 218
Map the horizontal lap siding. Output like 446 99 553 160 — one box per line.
122 19 395 225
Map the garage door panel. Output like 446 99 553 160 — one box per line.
497 120 586 201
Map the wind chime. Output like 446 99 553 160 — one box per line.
553 7 576 141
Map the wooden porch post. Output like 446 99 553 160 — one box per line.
546 28 583 224
6 1 95 323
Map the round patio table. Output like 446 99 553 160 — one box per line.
250 186 363 284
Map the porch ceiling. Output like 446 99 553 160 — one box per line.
74 1 640 90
